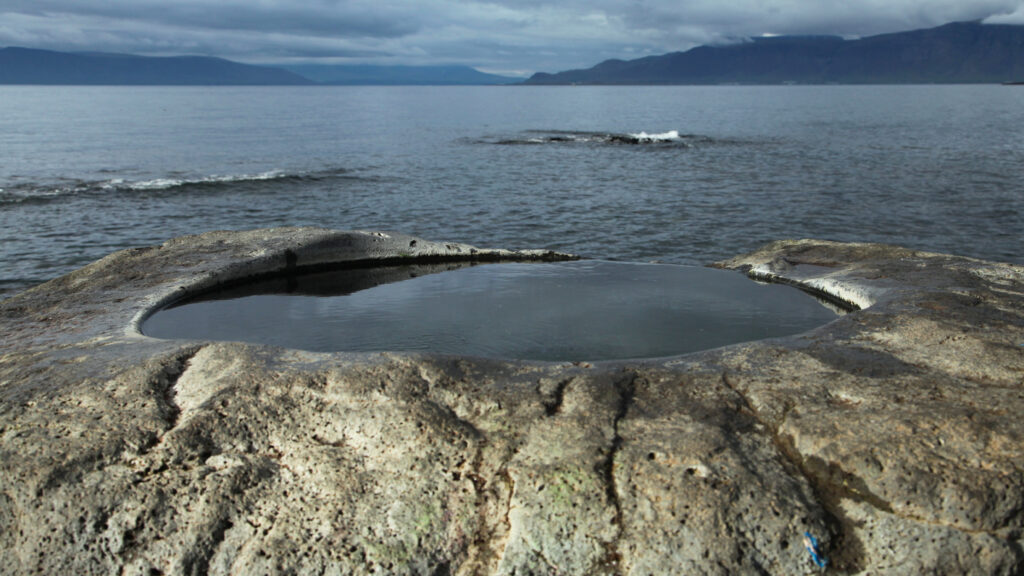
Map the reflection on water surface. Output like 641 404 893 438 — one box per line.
143 260 840 361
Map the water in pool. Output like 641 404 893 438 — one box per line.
142 260 841 361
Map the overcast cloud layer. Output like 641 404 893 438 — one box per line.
2 0 1023 76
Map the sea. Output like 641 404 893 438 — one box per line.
1 85 1022 299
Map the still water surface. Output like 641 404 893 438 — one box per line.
142 261 840 361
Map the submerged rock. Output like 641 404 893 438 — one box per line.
1 228 1022 575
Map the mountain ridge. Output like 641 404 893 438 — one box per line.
525 21 1024 85
0 47 312 85
0 47 518 85
283 64 517 85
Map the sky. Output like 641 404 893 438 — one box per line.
2 0 1024 77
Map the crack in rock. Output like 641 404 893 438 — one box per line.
154 346 205 433
597 371 638 575
473 467 516 576
135 346 205 460
721 370 1023 540
720 371 858 570
411 369 517 575
719 369 1024 573
540 377 573 417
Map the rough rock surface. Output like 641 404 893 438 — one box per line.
1 228 1022 575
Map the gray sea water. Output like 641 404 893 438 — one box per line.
2 85 1022 299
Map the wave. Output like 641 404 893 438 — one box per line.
475 129 717 148
629 130 681 142
105 170 288 191
0 167 358 206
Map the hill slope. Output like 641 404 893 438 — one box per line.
284 64 517 85
525 21 1024 85
0 48 312 85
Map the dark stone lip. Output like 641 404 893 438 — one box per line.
127 235 861 363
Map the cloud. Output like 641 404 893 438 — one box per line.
984 3 1024 23
1 0 419 38
1 0 1022 73
0 11 393 60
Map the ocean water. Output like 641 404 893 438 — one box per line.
1 85 1022 299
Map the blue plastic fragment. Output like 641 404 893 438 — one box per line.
803 531 828 568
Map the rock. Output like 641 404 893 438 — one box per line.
1 228 1022 575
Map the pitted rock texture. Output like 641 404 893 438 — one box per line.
1 229 1022 575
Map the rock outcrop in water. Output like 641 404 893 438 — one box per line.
1 228 1022 575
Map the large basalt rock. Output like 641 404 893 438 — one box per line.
1 228 1022 575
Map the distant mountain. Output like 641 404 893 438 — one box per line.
0 47 312 85
284 64 518 85
0 47 518 86
525 21 1024 85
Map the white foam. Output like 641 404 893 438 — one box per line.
128 178 185 190
629 130 681 142
113 170 287 191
